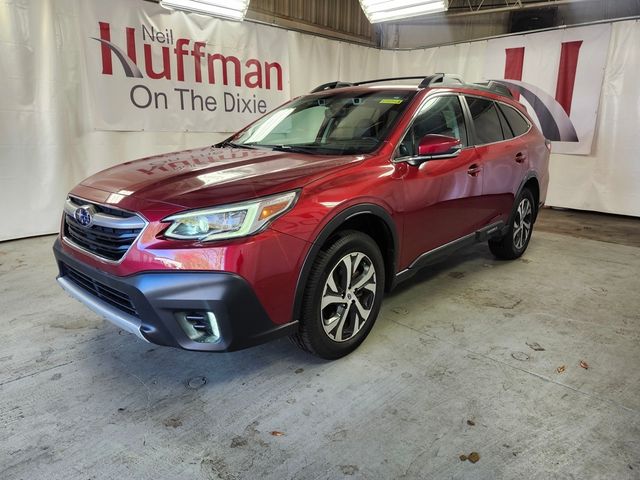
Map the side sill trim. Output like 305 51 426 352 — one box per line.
408 231 476 270
57 276 148 342
395 221 504 284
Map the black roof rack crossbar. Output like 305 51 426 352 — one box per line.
310 77 425 93
310 74 465 93
354 76 429 86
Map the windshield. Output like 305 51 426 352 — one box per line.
231 90 416 155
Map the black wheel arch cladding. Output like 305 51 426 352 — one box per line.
291 203 398 323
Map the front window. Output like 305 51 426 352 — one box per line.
231 90 416 155
398 95 468 157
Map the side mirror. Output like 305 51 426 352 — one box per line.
396 134 463 167
418 134 461 157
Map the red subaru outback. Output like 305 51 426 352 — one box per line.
54 74 549 359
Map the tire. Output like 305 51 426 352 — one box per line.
291 230 385 359
489 188 536 260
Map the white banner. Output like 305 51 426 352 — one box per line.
80 0 291 132
484 24 611 155
1 0 638 241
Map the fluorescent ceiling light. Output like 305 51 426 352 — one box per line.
160 0 250 21
359 0 448 23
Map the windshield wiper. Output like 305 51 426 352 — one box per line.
269 145 324 154
215 140 256 149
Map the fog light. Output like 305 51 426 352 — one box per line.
175 311 220 343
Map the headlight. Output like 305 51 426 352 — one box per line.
163 191 298 241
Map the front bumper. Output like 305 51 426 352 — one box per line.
53 239 298 352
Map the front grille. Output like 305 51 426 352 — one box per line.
63 263 138 317
63 197 145 262
69 196 131 218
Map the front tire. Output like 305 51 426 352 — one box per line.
489 188 536 260
291 231 385 359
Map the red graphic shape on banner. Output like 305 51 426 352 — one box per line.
98 22 138 76
504 47 525 100
98 22 112 75
126 27 137 65
144 45 171 79
555 41 583 116
175 39 190 82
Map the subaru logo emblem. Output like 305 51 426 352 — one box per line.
74 206 95 227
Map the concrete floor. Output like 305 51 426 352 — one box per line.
1 209 639 479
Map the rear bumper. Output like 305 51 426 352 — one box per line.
53 239 298 352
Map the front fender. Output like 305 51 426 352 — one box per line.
285 203 399 324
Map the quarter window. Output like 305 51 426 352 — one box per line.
465 97 504 145
498 103 531 137
497 107 514 140
398 95 467 157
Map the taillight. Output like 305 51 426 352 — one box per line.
545 139 552 152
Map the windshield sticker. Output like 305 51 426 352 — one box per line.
379 98 403 104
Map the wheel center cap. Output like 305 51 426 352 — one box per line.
347 293 352 300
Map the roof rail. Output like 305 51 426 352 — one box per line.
418 73 464 88
308 74 517 100
473 81 514 98
310 81 354 93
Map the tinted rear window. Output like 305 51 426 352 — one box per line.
497 107 514 140
498 103 531 137
465 97 504 145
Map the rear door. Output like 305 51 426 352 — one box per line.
397 94 487 266
464 96 529 224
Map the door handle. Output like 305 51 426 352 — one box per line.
467 164 481 177
515 152 527 163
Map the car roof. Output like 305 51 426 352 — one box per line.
308 77 528 116
309 74 515 101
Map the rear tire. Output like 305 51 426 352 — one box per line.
489 188 536 260
291 230 385 359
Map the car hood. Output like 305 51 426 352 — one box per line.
81 146 365 208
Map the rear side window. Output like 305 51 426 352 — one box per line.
465 97 504 145
498 104 531 137
497 107 514 140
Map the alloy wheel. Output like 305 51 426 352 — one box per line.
320 252 377 342
513 197 533 250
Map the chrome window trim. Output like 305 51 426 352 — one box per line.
62 196 148 265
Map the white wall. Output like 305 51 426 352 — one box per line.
0 0 638 241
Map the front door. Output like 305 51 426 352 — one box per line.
397 94 487 268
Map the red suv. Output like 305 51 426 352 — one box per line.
54 74 549 359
